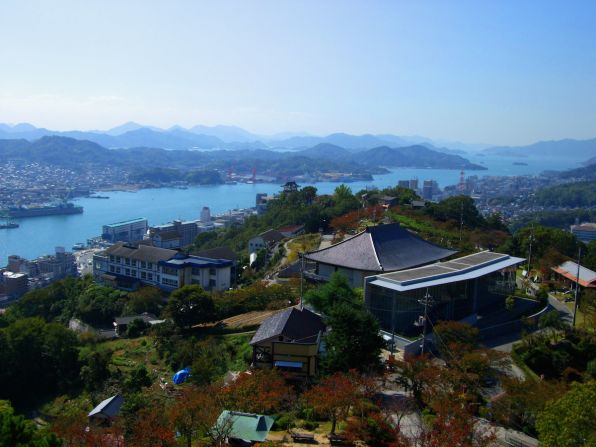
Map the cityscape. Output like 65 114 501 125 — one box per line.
0 2 595 447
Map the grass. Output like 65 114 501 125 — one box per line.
286 233 321 264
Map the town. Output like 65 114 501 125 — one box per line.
1 178 594 447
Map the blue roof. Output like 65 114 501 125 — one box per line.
160 256 232 269
103 218 147 228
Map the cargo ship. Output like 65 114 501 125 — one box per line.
2 203 84 218
0 222 19 229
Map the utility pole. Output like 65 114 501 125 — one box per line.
299 252 305 309
527 225 534 283
572 247 582 328
417 289 432 355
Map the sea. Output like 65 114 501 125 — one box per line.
0 154 584 262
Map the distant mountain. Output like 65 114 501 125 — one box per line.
188 124 258 143
296 143 353 160
484 138 596 160
353 145 486 170
105 121 148 136
583 155 596 166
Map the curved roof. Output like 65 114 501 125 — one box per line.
304 223 456 272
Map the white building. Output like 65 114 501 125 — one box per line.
102 218 148 243
93 243 232 292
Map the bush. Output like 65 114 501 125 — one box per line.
272 413 296 431
301 420 319 430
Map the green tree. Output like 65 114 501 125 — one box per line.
0 400 62 447
76 283 126 326
426 195 485 229
165 285 215 329
79 348 112 392
305 272 360 314
536 381 596 447
126 318 151 338
324 302 384 372
123 287 163 315
126 365 152 392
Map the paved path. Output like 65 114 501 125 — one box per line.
547 294 574 325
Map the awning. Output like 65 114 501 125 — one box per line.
274 361 303 369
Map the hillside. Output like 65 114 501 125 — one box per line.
0 136 484 176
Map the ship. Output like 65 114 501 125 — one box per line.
0 222 19 229
2 203 84 218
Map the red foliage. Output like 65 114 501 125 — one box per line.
223 368 292 414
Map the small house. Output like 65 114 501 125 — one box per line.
250 307 326 377
215 410 275 445
88 395 124 426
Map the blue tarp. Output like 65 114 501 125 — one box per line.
173 367 191 385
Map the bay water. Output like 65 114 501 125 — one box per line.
0 154 582 262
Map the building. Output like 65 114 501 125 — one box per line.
248 229 285 254
93 242 232 292
422 180 439 200
102 218 148 243
364 251 524 337
552 261 596 290
282 181 299 193
88 395 124 427
215 411 275 444
571 223 596 243
200 206 211 223
149 219 199 249
193 246 238 286
6 248 76 286
0 270 28 298
250 307 326 378
304 223 457 288
278 224 305 238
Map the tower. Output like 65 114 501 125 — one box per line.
459 170 465 193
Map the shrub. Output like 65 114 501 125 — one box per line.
272 413 296 431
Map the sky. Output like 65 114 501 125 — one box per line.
0 0 595 145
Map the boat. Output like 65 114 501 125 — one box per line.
513 162 528 166
0 222 19 229
89 195 110 199
2 202 83 218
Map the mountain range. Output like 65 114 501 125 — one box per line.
1 122 595 162
0 122 470 154
0 136 485 172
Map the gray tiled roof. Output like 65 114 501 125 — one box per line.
104 243 177 263
304 223 456 272
250 307 326 345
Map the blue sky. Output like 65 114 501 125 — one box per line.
0 0 594 145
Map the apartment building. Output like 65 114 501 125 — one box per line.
93 242 232 292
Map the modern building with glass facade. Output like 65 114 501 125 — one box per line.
364 251 524 337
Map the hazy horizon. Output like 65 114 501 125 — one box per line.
1 1 595 146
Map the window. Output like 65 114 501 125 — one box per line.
209 268 216 276
109 265 115 273
162 278 178 287
147 273 153 281
109 255 114 262
130 259 137 267
140 261 146 269
116 267 121 274
191 267 202 276
148 262 153 270
125 268 130 276
162 267 178 276
209 279 216 287
130 270 137 277
125 258 130 266
116 256 121 263
141 271 147 280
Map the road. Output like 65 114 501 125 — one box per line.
74 248 102 276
